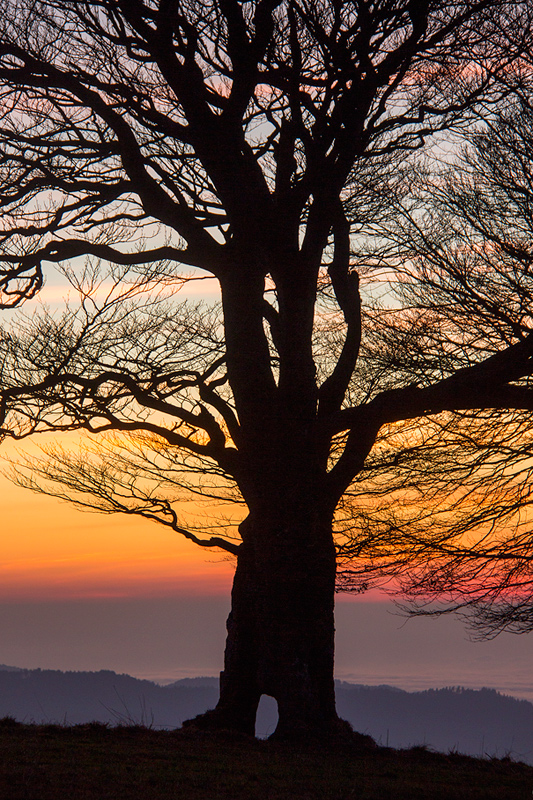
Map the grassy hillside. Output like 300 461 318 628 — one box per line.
0 718 532 800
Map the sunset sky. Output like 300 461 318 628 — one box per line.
1 466 234 601
0 267 531 706
0 271 236 600
0 205 531 706
2 461 533 700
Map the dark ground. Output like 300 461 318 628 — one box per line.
0 718 532 800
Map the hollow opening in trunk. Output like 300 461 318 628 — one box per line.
255 694 279 739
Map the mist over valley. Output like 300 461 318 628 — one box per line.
0 665 531 763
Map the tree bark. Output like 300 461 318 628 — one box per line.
184 506 352 740
182 265 353 740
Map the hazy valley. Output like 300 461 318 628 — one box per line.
0 665 531 764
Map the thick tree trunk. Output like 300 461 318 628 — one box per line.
182 263 352 740
184 508 352 740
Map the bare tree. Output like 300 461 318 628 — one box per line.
0 0 531 740
333 95 533 639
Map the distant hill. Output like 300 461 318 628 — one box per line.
0 669 218 730
0 668 531 762
334 682 533 763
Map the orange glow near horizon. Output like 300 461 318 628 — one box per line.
1 470 235 600
0 435 392 604
1 468 391 603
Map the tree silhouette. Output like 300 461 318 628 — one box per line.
0 0 531 739
336 95 533 640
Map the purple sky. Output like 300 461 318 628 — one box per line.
1 594 532 701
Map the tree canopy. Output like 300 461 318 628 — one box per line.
341 95 533 638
